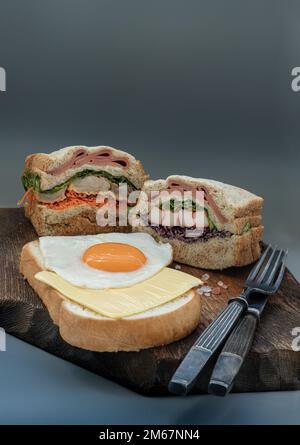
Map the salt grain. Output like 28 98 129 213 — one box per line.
218 280 228 289
200 285 212 293
201 273 210 281
197 285 213 296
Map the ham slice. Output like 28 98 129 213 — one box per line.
167 181 228 224
48 148 129 175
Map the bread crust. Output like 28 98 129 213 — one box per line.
135 226 263 269
20 241 201 352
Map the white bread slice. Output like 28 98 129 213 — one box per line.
24 145 149 191
135 225 263 269
20 241 201 352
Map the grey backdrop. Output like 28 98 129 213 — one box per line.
0 0 299 425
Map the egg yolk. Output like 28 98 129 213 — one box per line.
82 242 147 272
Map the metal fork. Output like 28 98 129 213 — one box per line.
208 246 287 396
168 245 287 396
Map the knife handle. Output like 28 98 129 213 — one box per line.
168 298 247 396
208 313 258 397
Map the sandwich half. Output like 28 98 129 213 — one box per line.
133 175 264 269
20 239 201 352
20 145 148 236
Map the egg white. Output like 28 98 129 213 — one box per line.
39 233 173 289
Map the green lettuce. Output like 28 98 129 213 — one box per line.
159 199 201 212
205 208 215 230
21 169 137 194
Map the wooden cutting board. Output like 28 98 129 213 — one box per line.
1 208 300 395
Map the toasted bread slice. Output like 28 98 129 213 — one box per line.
20 241 201 352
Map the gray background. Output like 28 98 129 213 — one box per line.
0 0 299 424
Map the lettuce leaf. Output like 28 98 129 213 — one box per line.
159 199 201 212
21 169 137 194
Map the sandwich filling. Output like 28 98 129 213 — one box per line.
20 169 138 211
149 224 233 243
138 181 254 243
167 180 229 224
146 206 235 243
20 147 143 212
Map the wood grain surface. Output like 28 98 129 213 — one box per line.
0 208 299 395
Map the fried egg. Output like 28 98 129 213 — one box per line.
39 232 173 289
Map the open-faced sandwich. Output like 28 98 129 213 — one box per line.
133 175 264 269
20 233 202 351
19 145 148 235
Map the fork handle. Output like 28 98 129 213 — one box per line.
168 298 247 395
208 313 258 396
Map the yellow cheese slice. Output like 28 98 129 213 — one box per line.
35 267 201 319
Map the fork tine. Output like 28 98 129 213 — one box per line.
271 250 288 291
246 244 272 283
256 245 278 285
264 249 284 286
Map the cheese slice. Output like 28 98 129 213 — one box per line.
35 267 201 319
